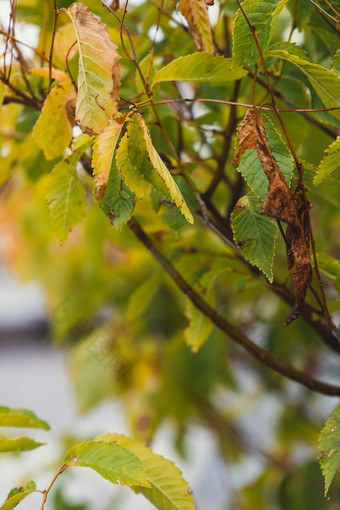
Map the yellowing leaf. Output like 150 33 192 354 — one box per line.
54 23 78 61
152 53 247 84
319 406 340 496
30 68 71 83
64 440 150 487
137 114 193 223
0 436 45 453
66 3 120 135
1 481 37 510
0 406 50 430
33 84 76 160
92 114 128 199
178 0 214 53
96 434 195 510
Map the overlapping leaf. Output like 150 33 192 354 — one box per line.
46 135 94 243
116 115 193 223
236 115 293 200
266 50 340 120
92 114 128 199
66 3 120 135
317 253 340 294
64 440 150 487
319 406 340 496
178 0 214 52
96 433 195 510
33 84 76 160
0 481 37 510
313 137 340 185
100 159 135 231
233 0 287 67
231 194 277 281
0 406 50 430
152 53 247 84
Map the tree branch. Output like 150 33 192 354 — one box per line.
128 217 340 397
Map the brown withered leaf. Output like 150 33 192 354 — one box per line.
232 108 312 326
178 0 214 53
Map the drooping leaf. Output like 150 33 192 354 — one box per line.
126 272 161 321
232 108 312 324
92 114 128 199
96 434 195 510
0 406 50 430
266 50 340 120
33 84 76 160
331 49 340 77
46 135 94 243
232 0 287 67
100 159 135 230
178 0 214 52
313 137 340 186
236 114 293 201
231 194 278 281
64 440 150 487
66 3 120 135
319 406 340 496
0 481 37 510
137 114 193 223
317 252 340 294
116 115 193 223
152 53 247 85
0 436 45 453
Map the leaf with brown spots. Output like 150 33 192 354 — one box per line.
178 0 214 53
232 108 312 325
66 3 120 135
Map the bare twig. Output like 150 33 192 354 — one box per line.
40 464 68 510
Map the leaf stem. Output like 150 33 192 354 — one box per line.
40 464 68 510
48 0 58 94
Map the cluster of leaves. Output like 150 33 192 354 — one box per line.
0 406 194 510
0 0 340 506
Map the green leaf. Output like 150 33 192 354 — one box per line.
64 440 150 487
178 0 214 53
317 252 340 293
319 406 340 496
96 434 195 510
232 0 287 67
116 115 193 223
100 159 135 231
33 84 75 160
266 50 340 120
313 137 340 186
66 3 120 135
92 114 128 199
0 406 50 430
46 136 94 243
231 194 278 281
126 272 161 321
331 49 340 77
0 436 45 453
1 481 37 510
236 114 293 200
152 53 247 85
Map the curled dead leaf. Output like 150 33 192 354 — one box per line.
232 108 312 325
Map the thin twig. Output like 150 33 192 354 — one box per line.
308 0 340 25
48 0 58 94
40 464 68 510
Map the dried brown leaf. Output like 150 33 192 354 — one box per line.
232 108 312 325
178 0 214 53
